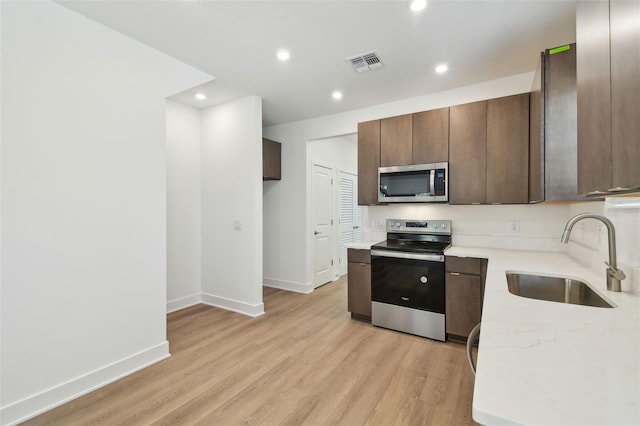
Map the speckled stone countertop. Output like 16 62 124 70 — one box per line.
445 246 639 426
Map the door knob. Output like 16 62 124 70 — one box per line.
314 231 320 235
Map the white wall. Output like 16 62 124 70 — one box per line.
263 72 537 288
0 2 211 424
308 134 357 175
262 136 308 291
166 100 202 312
201 96 264 317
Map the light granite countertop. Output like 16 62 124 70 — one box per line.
445 246 640 425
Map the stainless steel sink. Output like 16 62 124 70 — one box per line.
505 272 614 308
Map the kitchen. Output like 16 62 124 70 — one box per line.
2 0 639 425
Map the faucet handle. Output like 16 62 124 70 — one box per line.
605 262 627 281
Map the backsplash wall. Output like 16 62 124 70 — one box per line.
362 199 640 294
363 203 570 251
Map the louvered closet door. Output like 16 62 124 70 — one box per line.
338 172 360 276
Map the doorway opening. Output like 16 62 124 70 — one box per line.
309 134 362 288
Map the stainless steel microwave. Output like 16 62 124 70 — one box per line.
378 162 448 203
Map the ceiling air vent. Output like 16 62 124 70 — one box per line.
346 51 384 73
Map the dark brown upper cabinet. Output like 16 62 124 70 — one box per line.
262 138 281 181
357 120 381 205
412 107 449 164
577 0 640 195
529 52 544 203
449 94 529 205
577 1 612 196
449 101 488 204
530 44 593 203
380 114 412 167
609 0 640 192
486 93 530 204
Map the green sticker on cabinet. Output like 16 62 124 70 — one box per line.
549 45 571 55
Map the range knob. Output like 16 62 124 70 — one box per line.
433 223 440 229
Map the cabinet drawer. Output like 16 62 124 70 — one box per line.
348 248 371 264
445 256 481 275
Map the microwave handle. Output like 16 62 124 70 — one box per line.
429 169 436 196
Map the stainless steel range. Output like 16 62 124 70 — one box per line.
370 219 452 341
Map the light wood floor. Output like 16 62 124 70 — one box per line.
24 277 477 426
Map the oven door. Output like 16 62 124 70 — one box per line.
370 250 445 314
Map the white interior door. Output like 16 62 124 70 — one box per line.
338 172 360 276
313 164 333 287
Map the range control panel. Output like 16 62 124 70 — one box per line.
385 219 452 234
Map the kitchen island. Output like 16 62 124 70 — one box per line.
445 246 640 425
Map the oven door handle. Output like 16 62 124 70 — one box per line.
371 250 444 262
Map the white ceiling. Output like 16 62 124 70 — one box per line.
57 0 576 127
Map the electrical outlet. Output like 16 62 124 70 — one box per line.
509 220 520 233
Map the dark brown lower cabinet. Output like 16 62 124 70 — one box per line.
347 249 371 320
445 256 487 340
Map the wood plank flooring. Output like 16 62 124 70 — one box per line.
23 277 477 426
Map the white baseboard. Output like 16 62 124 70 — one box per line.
0 341 170 426
167 293 201 313
201 292 265 317
263 277 314 294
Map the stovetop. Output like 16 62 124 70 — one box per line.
372 219 453 255
372 239 451 254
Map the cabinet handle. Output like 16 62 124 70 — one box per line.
607 186 631 192
449 272 461 276
359 263 368 266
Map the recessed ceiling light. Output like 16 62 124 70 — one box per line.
195 93 206 100
276 49 291 62
332 91 343 101
435 64 448 74
409 0 427 12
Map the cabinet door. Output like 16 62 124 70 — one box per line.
412 108 449 164
445 272 482 338
529 53 544 203
486 93 530 204
449 101 487 204
577 0 612 195
610 0 640 191
380 114 412 167
262 138 281 180
357 120 381 205
347 261 371 318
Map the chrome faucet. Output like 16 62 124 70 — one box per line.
561 213 626 292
